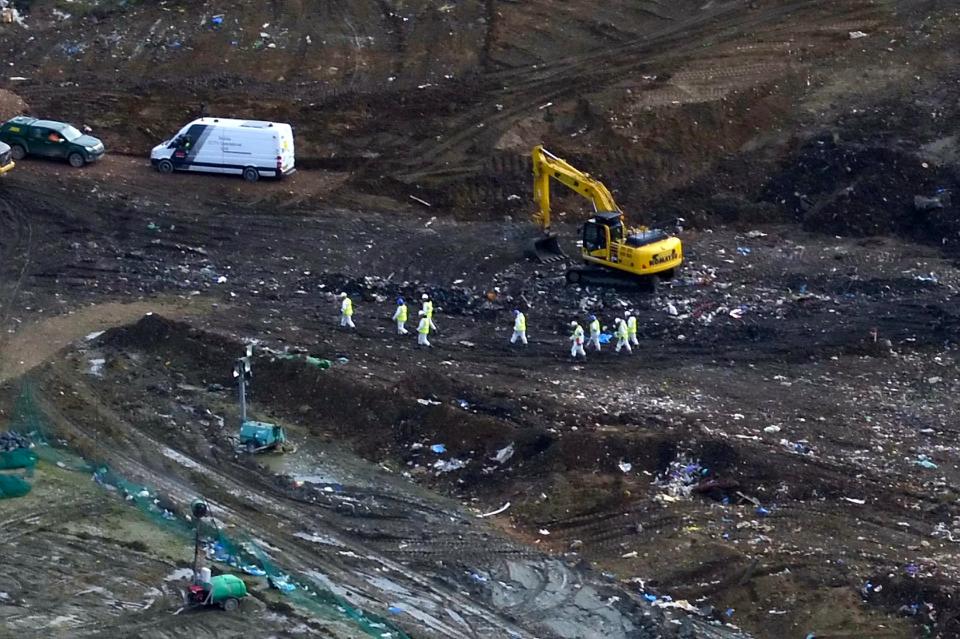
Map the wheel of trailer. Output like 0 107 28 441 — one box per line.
157 159 174 175
68 152 85 168
223 597 240 612
242 167 259 183
10 144 25 161
565 269 581 284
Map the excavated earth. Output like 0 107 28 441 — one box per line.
3 1 960 638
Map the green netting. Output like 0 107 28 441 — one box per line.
0 476 31 498
6 381 408 638
0 448 36 470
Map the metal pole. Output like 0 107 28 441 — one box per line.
238 363 247 424
192 524 200 584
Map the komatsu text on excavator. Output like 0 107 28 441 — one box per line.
530 145 683 288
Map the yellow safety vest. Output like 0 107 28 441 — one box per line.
424 300 434 319
396 305 408 323
342 298 353 316
515 313 526 332
617 322 629 340
589 319 600 335
572 325 584 341
418 317 430 335
627 317 637 335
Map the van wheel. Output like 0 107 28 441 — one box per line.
242 167 259 183
157 159 174 175
68 153 85 168
10 145 26 161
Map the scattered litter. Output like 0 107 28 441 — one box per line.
268 575 296 592
652 598 699 613
87 358 106 377
655 455 707 499
843 497 866 505
915 455 938 470
433 458 466 472
538 528 550 535
493 443 515 464
763 425 781 434
418 398 441 406
849 30 868 39
388 605 404 614
241 564 267 577
430 444 446 454
409 195 432 207
478 502 511 518
618 461 633 473
0 431 31 453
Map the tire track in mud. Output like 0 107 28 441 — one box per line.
33 372 536 639
34 350 752 639
394 0 887 184
0 193 34 342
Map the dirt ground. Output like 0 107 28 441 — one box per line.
3 1 960 638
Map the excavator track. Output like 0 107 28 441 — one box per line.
565 264 664 291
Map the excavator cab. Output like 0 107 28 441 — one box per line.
582 212 623 259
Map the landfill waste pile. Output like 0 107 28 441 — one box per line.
3 1 960 638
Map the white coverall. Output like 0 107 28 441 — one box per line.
511 312 528 345
570 324 586 358
615 320 632 354
423 300 438 331
340 296 355 328
588 319 602 351
417 315 431 347
627 316 639 346
392 304 408 335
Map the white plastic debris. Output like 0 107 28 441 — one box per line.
494 443 515 464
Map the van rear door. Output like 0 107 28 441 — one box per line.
276 124 295 176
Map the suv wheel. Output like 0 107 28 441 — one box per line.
68 153 85 168
10 145 25 161
242 167 259 183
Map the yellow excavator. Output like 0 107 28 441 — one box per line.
530 145 683 287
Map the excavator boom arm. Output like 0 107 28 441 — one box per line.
532 145 620 230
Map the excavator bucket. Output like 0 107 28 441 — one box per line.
527 233 565 262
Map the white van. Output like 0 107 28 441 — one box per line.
150 117 295 182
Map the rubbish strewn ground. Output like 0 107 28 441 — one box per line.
3 1 960 638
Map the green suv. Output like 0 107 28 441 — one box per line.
0 117 105 167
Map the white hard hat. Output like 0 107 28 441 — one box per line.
339 292 347 298
616 317 623 323
421 293 429 300
569 320 578 326
419 310 426 316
